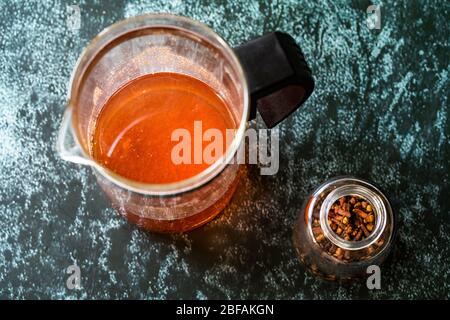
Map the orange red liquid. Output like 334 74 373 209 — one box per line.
92 72 239 232
92 72 236 183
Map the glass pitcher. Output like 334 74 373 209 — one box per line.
56 13 314 232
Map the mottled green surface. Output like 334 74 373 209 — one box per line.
0 0 449 299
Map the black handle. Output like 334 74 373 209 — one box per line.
234 32 314 128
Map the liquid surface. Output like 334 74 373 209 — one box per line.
92 73 236 184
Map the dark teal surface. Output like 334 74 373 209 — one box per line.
0 0 449 299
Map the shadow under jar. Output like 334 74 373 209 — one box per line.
292 177 395 281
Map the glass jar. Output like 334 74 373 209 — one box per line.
292 176 395 281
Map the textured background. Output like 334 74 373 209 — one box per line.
0 0 449 299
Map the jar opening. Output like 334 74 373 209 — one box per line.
320 184 387 251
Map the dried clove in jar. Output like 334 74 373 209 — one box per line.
293 177 395 281
328 196 375 241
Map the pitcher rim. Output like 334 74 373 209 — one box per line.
66 13 250 196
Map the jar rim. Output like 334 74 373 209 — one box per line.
319 184 387 251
